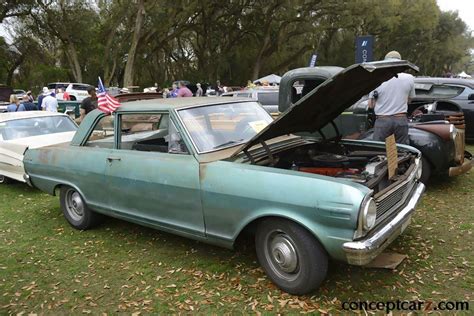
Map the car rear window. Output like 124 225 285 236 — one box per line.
415 84 464 98
236 93 252 98
257 92 278 105
0 116 77 141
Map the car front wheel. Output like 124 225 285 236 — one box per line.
255 218 328 295
60 186 103 230
0 175 9 184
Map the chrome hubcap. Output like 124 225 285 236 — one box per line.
264 231 300 281
65 190 84 221
270 234 298 273
0 175 4 183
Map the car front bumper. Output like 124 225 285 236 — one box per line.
449 151 472 177
342 182 425 266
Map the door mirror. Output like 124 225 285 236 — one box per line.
468 93 474 101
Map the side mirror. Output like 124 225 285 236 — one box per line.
468 93 474 101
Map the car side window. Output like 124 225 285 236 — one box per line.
72 84 90 91
118 113 188 154
84 115 115 148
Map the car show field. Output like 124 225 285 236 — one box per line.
0 145 472 314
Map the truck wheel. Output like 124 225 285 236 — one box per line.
255 218 328 295
60 186 103 230
420 157 431 184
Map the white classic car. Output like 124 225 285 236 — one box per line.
0 111 78 184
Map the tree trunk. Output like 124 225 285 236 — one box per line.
66 41 82 82
251 33 271 80
123 0 145 87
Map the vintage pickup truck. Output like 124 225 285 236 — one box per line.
278 67 472 183
24 61 424 295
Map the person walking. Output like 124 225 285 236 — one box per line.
7 95 26 112
177 81 193 97
195 83 203 97
41 90 58 112
79 86 98 121
368 51 415 144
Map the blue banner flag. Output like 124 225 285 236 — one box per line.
308 53 318 67
355 35 373 63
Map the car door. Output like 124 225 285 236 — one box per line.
104 112 205 237
74 115 115 211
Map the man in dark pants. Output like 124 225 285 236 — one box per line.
368 51 415 144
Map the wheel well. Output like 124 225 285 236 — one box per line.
233 216 324 250
53 184 64 196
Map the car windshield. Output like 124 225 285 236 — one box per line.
0 116 77 141
178 101 273 152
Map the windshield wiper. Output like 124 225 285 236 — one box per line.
213 139 244 149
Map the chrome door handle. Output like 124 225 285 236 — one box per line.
106 156 121 162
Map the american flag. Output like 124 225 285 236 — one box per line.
97 77 121 114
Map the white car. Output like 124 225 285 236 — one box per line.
48 82 93 101
0 111 78 184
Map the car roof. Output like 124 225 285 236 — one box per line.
0 111 67 122
116 97 255 112
415 77 474 89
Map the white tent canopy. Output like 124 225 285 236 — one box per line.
253 74 281 84
457 71 472 78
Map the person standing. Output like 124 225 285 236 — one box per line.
79 86 98 121
56 88 70 101
169 83 179 98
368 51 415 144
195 83 203 97
7 95 26 112
37 87 49 109
177 81 193 97
26 90 34 102
41 90 58 112
21 95 38 111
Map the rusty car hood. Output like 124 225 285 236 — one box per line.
233 60 419 155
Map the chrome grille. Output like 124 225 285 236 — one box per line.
375 177 416 223
453 129 465 164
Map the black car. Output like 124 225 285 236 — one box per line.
412 78 474 141
277 67 472 183
0 85 14 112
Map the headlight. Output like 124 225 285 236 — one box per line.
362 198 377 230
415 158 423 180
450 124 457 141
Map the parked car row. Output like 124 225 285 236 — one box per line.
0 60 471 296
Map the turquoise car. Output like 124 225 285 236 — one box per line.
23 61 424 295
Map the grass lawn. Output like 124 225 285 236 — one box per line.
1 146 473 314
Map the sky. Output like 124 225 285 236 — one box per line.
437 0 474 31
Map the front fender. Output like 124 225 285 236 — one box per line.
200 160 368 261
358 128 451 174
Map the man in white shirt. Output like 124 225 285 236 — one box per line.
368 51 415 144
41 90 59 112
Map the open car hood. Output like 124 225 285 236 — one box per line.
233 60 419 156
